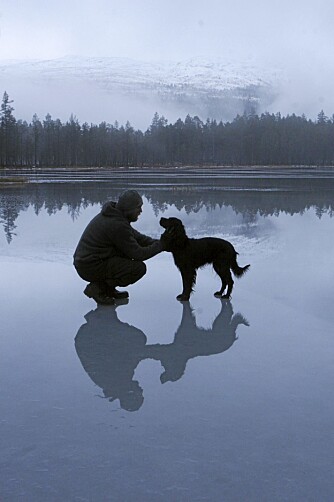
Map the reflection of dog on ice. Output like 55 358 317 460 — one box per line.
148 300 249 383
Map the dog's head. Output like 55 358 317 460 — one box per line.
160 216 184 231
160 217 188 250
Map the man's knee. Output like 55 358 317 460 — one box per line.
133 261 146 281
120 261 146 286
107 259 146 287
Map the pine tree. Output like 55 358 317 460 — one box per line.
0 91 16 166
32 114 42 166
317 110 328 124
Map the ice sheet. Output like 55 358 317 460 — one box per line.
1 169 334 501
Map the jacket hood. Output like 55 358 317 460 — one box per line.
101 201 120 217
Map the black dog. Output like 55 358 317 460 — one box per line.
160 217 250 301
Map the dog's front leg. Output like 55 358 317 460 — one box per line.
177 268 196 301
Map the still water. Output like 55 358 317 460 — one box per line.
1 168 333 501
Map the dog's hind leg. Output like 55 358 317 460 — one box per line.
223 269 234 299
177 268 196 301
213 260 233 299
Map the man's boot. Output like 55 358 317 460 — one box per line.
108 288 129 299
84 283 115 305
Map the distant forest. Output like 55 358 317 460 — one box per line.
1 91 334 167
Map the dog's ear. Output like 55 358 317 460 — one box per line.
167 225 179 237
174 219 185 231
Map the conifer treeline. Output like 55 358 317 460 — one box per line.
1 91 333 167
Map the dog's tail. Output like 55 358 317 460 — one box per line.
231 254 250 278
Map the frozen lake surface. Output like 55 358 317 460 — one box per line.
1 167 334 501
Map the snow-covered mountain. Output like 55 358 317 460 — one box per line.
0 55 282 128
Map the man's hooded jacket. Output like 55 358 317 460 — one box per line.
73 201 163 266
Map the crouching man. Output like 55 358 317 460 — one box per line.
74 190 165 305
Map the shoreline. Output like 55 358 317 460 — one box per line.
1 164 334 171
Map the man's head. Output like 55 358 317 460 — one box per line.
116 190 143 222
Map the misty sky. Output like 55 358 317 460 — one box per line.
0 0 333 64
0 0 334 123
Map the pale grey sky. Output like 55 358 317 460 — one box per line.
0 0 333 65
0 0 334 123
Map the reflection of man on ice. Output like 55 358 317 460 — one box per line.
75 303 147 412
